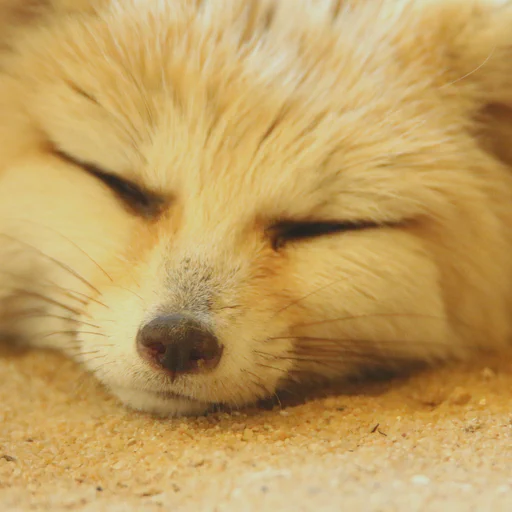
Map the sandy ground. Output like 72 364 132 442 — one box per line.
1 347 512 512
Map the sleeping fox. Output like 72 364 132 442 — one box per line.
0 0 511 416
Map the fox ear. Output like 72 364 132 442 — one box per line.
471 2 512 168
436 0 512 167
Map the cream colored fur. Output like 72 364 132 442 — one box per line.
0 0 511 416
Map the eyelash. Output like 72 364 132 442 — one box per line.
269 220 381 250
89 167 157 213
55 151 163 216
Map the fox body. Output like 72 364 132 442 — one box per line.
0 0 511 416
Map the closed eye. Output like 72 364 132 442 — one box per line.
269 220 382 250
55 150 165 217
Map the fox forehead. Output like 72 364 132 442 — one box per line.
20 0 456 222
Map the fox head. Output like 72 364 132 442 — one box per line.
1 0 512 415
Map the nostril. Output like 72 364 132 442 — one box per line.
145 342 166 356
188 343 224 369
137 314 223 377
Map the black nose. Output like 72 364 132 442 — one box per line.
137 314 223 377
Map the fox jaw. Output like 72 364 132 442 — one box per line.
0 0 512 416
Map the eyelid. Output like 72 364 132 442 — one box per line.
54 149 135 186
272 219 381 231
268 219 383 250
53 149 165 217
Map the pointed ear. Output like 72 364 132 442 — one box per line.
434 0 512 167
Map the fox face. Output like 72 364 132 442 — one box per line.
1 0 512 416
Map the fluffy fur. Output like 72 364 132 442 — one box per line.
0 0 511 416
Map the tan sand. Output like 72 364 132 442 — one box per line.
1 347 512 511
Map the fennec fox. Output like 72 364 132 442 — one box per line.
0 0 511 416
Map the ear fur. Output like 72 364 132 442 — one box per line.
467 1 512 169
427 0 512 167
